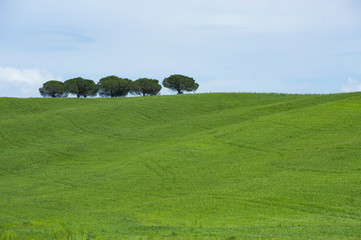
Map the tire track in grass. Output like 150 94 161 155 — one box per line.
142 160 173 180
56 113 162 143
142 162 165 180
240 198 361 222
206 193 361 222
55 114 98 136
56 113 133 140
278 167 360 174
219 141 284 157
140 156 178 195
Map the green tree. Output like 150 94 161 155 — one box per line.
64 77 98 98
162 74 199 94
98 76 132 97
39 80 68 98
131 78 162 96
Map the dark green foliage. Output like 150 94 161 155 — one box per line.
163 74 199 94
39 80 68 98
131 78 162 96
64 77 98 98
98 76 132 97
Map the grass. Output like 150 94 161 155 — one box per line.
0 92 360 239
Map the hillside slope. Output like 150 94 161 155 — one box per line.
0 93 360 239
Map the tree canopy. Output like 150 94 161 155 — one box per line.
162 74 199 94
39 80 68 98
39 74 200 98
64 77 98 98
131 78 162 96
98 76 132 97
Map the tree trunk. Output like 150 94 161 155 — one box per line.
176 87 183 94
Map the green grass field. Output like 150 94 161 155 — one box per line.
0 92 360 239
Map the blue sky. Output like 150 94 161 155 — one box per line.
1 0 361 97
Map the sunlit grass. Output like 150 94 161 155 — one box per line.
0 92 360 239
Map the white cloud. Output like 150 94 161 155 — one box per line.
342 78 361 92
0 67 57 97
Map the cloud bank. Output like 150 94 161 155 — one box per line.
342 78 361 92
0 67 56 97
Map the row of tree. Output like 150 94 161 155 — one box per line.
39 74 199 98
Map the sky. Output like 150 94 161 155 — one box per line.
1 0 361 97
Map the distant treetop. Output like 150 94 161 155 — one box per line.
162 74 199 94
98 76 132 97
131 78 162 96
39 80 68 98
64 77 98 98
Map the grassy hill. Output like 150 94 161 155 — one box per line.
0 92 360 239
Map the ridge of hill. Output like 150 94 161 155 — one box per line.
0 92 360 239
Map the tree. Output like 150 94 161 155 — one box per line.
64 77 98 98
98 76 132 97
39 80 68 98
131 78 162 96
162 74 199 94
